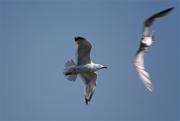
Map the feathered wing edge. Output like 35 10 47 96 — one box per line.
134 51 153 92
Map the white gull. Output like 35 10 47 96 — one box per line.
64 36 107 105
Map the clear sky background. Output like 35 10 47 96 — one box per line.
0 0 179 121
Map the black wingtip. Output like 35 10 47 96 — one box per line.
74 36 86 41
85 97 90 105
170 7 175 10
165 7 175 12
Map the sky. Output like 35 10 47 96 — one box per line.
0 0 179 121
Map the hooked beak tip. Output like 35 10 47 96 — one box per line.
102 66 107 69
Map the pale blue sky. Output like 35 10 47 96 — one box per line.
0 0 179 121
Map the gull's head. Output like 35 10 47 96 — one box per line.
95 64 107 70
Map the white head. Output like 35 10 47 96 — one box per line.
94 64 107 71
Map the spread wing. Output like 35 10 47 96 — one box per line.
74 37 92 65
143 7 174 37
134 46 153 92
80 72 97 105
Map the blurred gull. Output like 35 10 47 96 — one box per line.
134 7 174 92
64 36 107 105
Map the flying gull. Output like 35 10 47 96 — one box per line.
134 7 174 92
64 36 107 105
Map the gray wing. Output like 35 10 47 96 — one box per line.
134 49 153 92
74 37 92 65
80 72 97 105
143 7 174 36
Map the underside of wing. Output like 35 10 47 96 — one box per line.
134 50 153 92
80 72 97 105
75 37 92 65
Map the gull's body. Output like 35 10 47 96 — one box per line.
134 7 174 92
64 37 107 105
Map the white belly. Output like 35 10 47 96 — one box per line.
142 37 153 46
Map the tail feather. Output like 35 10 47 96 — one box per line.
63 59 77 81
66 74 77 81
65 59 75 67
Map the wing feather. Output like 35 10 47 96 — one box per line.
75 37 92 65
80 72 97 105
143 7 174 36
134 50 153 92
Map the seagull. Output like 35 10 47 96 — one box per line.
64 36 107 105
134 7 174 92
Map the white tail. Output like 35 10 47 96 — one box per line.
63 59 77 81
